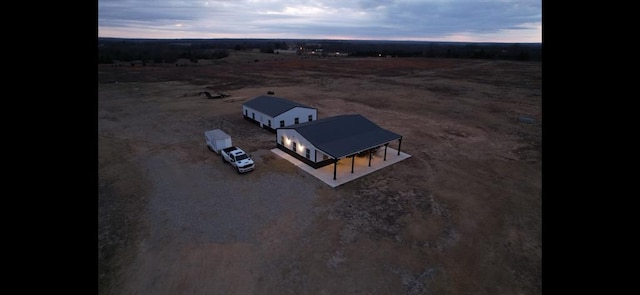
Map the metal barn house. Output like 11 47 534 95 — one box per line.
276 114 403 179
242 95 318 132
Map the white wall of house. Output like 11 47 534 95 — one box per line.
273 107 317 128
243 105 317 129
242 106 269 127
277 129 330 163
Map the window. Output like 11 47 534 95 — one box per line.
294 117 299 124
292 142 297 152
244 109 248 116
308 115 313 122
280 120 285 127
252 113 255 119
306 148 310 159
268 120 271 127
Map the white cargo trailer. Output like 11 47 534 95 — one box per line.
205 129 232 154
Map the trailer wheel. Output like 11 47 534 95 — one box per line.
222 155 226 163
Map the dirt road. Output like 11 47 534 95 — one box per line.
98 54 541 294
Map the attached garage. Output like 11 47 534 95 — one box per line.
276 114 403 180
242 95 318 132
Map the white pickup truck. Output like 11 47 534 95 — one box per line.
220 146 255 173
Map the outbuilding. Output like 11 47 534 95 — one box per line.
276 114 403 180
242 95 317 132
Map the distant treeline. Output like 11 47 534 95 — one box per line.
97 38 541 64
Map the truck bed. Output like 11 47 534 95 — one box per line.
221 146 239 154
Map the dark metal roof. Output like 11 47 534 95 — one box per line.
242 95 315 117
282 114 402 159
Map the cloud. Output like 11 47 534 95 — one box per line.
98 0 541 42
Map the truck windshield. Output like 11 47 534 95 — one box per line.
235 154 249 161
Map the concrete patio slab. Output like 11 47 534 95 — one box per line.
271 147 412 187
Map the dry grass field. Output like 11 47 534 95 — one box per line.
98 51 541 295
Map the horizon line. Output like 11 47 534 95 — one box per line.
97 36 541 44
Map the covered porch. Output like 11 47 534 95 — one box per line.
271 147 411 187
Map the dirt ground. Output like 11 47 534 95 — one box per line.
98 52 541 295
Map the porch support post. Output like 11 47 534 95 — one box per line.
368 149 372 167
333 159 338 180
384 143 388 161
351 155 355 173
397 137 403 155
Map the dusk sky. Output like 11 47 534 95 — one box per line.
97 0 542 43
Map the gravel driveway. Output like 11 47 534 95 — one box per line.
143 150 318 245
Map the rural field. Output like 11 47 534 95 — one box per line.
98 51 541 295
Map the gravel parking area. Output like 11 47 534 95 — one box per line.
144 150 318 245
